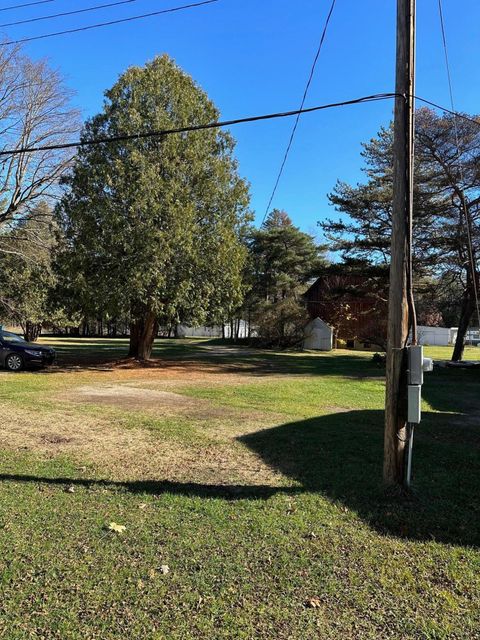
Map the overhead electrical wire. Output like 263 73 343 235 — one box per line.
262 0 337 225
0 0 145 29
0 0 219 46
415 96 480 126
0 91 476 160
0 93 398 157
0 0 54 12
437 0 480 331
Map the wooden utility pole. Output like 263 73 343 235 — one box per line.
384 0 416 487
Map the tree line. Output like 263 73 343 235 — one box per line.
0 44 478 361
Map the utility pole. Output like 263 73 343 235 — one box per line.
384 0 416 488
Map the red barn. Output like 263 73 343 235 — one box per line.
304 272 388 349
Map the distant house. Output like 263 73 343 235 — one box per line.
304 272 388 350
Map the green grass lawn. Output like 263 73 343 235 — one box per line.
423 344 480 361
0 339 479 639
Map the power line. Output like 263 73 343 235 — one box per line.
262 0 337 225
437 0 480 332
0 0 53 12
415 96 480 126
0 0 144 29
1 91 477 160
0 0 219 46
0 92 397 156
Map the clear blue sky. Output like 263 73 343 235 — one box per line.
6 0 480 233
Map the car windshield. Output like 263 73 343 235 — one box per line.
1 331 27 344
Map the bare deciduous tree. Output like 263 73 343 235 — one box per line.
0 44 79 256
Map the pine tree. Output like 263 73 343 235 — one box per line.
56 55 251 359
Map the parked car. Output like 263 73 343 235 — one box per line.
0 331 55 371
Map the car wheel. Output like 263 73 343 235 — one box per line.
5 353 23 372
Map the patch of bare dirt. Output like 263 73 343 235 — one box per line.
39 433 75 445
61 383 269 423
68 385 197 410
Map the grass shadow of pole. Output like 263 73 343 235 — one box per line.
239 409 480 547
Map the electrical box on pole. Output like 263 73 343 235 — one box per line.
405 345 434 485
406 345 433 424
407 345 433 388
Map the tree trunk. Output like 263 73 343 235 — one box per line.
128 311 159 360
451 290 475 362
24 321 42 342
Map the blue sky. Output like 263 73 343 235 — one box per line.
5 0 480 233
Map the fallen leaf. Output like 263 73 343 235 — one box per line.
107 522 126 533
160 565 170 575
305 597 322 609
66 485 75 494
138 503 147 510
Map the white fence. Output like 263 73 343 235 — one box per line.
176 320 252 339
415 326 480 346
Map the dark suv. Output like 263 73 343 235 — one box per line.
0 331 55 371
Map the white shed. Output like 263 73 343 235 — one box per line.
303 317 333 351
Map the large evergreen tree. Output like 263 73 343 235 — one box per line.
56 55 250 359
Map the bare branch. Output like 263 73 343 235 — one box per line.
0 43 79 231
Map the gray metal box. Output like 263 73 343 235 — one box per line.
408 345 424 385
408 384 421 423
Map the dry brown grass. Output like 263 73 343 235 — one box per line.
0 399 284 485
0 357 289 488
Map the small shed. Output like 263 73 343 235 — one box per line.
303 317 333 351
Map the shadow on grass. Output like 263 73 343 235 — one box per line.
0 474 295 499
39 338 385 378
240 408 480 547
1 407 478 547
